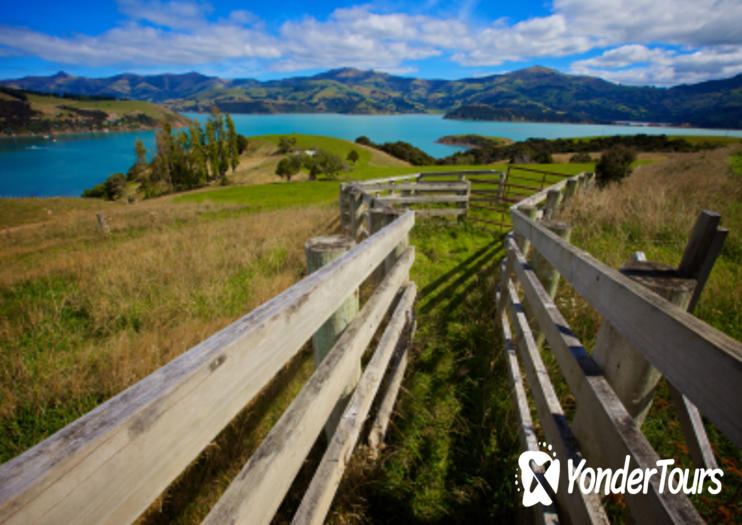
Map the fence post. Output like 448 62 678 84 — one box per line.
530 220 572 349
349 188 366 241
542 189 562 220
305 235 361 439
459 179 471 223
369 208 407 274
561 178 578 208
497 170 508 203
96 213 110 235
514 205 538 255
340 184 351 234
573 259 695 442
584 172 596 190
575 173 586 193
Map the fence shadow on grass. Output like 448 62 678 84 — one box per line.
330 232 520 524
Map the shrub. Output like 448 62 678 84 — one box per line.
277 136 296 154
82 172 127 200
595 146 636 187
276 155 302 182
570 152 593 163
237 134 249 154
533 151 553 164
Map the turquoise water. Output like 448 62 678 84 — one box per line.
2 113 741 197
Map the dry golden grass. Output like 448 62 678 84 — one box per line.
558 145 742 523
550 151 672 163
562 145 742 267
0 196 337 459
558 144 742 347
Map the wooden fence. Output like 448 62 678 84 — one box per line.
0 211 417 525
4 166 736 524
341 167 573 238
497 173 742 523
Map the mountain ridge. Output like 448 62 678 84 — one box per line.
2 67 741 129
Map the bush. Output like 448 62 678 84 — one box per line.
82 172 127 200
355 135 373 146
533 151 553 164
277 136 296 154
378 141 435 165
570 152 593 163
81 184 106 199
237 134 249 154
276 155 302 182
595 146 636 187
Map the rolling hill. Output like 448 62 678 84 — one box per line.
2 67 741 129
0 86 192 135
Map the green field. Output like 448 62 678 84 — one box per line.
1 135 740 523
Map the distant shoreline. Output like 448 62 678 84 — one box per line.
0 123 190 141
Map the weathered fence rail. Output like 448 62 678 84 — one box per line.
5 162 734 525
0 211 417 525
497 172 742 523
341 168 573 239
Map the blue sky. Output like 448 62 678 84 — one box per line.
1 0 741 86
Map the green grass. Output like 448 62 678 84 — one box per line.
173 180 339 209
731 152 742 175
261 133 373 164
556 146 742 523
25 93 186 122
0 197 116 229
330 221 521 523
668 135 742 147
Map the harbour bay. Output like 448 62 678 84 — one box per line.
2 113 741 197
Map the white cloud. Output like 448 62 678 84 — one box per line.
452 14 596 66
570 44 742 86
555 0 742 47
117 0 213 30
273 9 443 72
0 12 281 68
1 0 741 85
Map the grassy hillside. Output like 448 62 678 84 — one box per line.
1 140 739 523
0 195 337 463
5 67 742 128
0 86 191 136
558 145 742 522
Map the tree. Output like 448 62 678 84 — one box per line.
225 113 239 173
355 136 373 147
127 138 148 181
316 150 344 179
346 149 359 164
570 152 593 163
278 135 296 154
215 114 229 179
596 146 636 187
205 120 219 180
189 124 208 186
276 155 302 182
237 134 249 154
99 172 127 200
302 149 344 180
152 122 175 186
533 151 553 164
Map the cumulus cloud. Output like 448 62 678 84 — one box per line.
117 0 213 30
555 0 742 47
273 8 444 72
0 0 741 85
570 44 742 86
